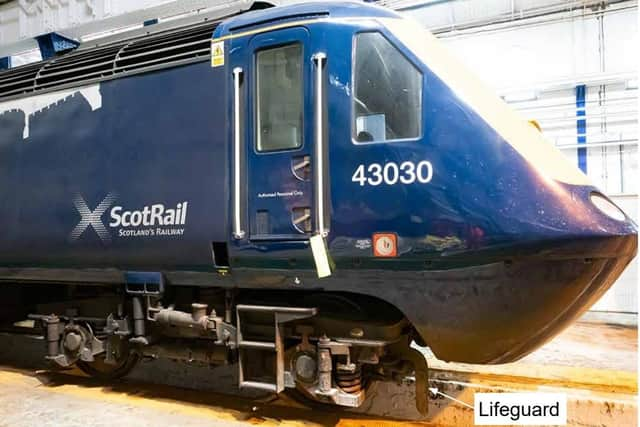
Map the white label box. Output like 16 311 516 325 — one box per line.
474 392 567 425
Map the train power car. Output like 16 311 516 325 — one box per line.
0 1 636 414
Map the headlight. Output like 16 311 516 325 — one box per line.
590 193 626 222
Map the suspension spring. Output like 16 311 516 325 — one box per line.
335 366 362 393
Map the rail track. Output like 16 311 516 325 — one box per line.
0 329 636 426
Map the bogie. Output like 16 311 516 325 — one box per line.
2 282 426 414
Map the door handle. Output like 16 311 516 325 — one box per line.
232 67 245 239
312 52 327 237
292 207 312 233
292 155 311 181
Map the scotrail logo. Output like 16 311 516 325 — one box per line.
69 193 118 243
69 193 188 243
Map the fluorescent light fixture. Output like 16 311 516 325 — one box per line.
503 90 538 102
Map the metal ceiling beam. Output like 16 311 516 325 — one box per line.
382 0 637 35
429 0 636 36
0 0 267 57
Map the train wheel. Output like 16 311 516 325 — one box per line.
76 345 139 380
283 380 379 411
283 293 380 410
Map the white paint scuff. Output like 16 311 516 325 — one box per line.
0 84 102 139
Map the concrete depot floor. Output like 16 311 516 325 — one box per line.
421 318 638 373
0 320 636 427
520 320 637 370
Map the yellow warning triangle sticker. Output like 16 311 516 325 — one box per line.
211 40 225 67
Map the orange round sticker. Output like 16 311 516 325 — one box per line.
373 233 397 257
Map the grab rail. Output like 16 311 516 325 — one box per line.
312 52 327 237
232 67 245 239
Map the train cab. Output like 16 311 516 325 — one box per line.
212 2 637 365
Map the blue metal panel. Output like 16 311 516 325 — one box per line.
35 32 80 60
0 62 228 271
0 57 10 70
125 271 163 285
125 271 164 294
576 84 587 173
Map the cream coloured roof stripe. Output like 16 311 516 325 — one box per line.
211 18 327 43
381 17 591 186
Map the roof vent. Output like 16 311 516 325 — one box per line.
34 43 125 91
0 19 221 102
0 62 43 100
114 21 217 74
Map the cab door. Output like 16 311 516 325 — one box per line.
230 27 327 242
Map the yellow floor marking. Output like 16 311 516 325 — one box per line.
428 362 638 394
0 370 317 426
0 368 426 426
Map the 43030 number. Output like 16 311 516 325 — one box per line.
351 161 433 187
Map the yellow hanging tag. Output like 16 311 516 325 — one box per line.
310 234 332 278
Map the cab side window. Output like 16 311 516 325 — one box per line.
353 32 422 143
256 43 303 152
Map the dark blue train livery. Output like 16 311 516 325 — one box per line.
0 1 635 413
